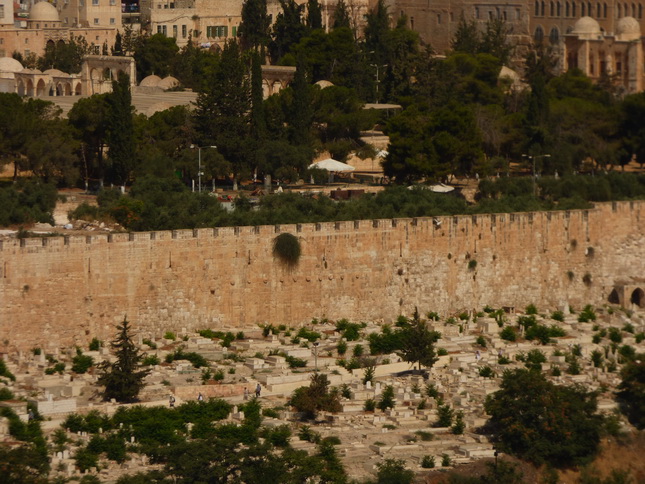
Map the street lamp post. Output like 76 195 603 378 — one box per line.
190 145 217 193
313 341 320 371
522 154 551 196
370 63 387 104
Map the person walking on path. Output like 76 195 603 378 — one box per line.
169 395 176 408
255 383 261 398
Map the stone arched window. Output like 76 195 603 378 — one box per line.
617 3 622 16
608 288 620 304
535 1 540 15
541 1 546 15
572 1 577 15
596 2 601 16
631 2 636 15
557 1 562 15
550 1 555 15
603 3 607 17
581 2 586 15
549 26 560 43
566 1 570 16
587 2 592 16
535 25 545 42
631 288 644 307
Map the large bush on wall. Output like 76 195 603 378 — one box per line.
272 233 301 268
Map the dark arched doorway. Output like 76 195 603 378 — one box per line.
630 288 644 308
608 288 620 305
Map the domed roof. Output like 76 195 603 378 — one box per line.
44 68 66 77
616 16 641 38
572 16 601 35
139 74 162 87
314 80 334 89
29 1 60 22
157 76 179 90
0 57 24 73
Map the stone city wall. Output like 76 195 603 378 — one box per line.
0 201 643 351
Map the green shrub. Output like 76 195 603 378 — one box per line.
285 355 307 368
164 331 176 341
142 338 157 349
498 355 511 364
296 327 321 342
436 403 454 427
437 348 448 356
213 370 225 381
622 323 634 334
71 354 94 374
609 328 623 343
166 348 208 368
415 430 433 441
591 350 603 368
551 310 565 322
352 344 364 357
479 366 494 377
451 411 465 434
635 332 644 344
500 326 517 342
476 335 487 347
0 360 16 381
526 304 538 315
442 454 452 467
142 355 160 366
0 387 15 400
88 338 102 351
421 455 435 468
364 398 376 412
425 383 439 398
377 385 396 411
468 259 477 270
272 233 301 268
578 305 597 322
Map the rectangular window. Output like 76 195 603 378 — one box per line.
163 25 167 35
92 0 98 5
25 38 29 44
0 6 4 18
110 17 115 24
437 13 441 24
182 24 187 37
110 0 116 5
207 26 228 37
79 0 84 6
94 18 99 24
232 26 237 37
516 8 521 19
64 17 68 24
172 25 177 37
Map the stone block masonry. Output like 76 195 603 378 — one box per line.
0 201 643 351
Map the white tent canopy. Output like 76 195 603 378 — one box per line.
308 158 355 172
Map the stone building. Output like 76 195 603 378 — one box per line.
564 16 643 93
0 1 117 58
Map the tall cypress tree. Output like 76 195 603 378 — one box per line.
97 318 150 403
289 55 313 148
306 0 323 30
331 0 351 29
105 72 134 185
239 0 271 51
194 40 251 180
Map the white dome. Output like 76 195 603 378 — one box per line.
315 80 334 89
29 1 60 22
616 16 641 39
572 16 601 35
44 68 67 77
157 76 179 90
139 74 162 87
0 57 24 73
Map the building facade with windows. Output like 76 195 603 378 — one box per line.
0 1 117 58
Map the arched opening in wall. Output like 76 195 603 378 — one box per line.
56 83 64 96
57 39 66 48
75 82 82 95
262 79 270 98
116 69 125 80
618 3 622 16
65 82 72 95
36 79 46 96
90 68 101 80
26 79 34 96
608 288 620 304
17 79 25 96
534 26 545 43
103 67 112 80
631 288 644 308
549 27 560 44
46 39 55 49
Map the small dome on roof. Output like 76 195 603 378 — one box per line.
44 68 66 77
616 16 641 39
21 68 43 74
572 16 601 35
139 74 162 87
157 76 179 90
29 1 60 22
315 80 334 89
0 57 24 73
